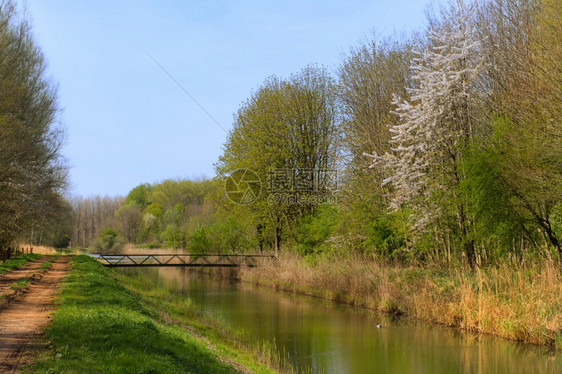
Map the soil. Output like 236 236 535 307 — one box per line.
0 256 70 373
0 258 52 294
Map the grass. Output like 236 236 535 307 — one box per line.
9 277 31 291
39 255 60 271
241 252 562 350
115 271 291 373
0 253 42 274
27 256 276 373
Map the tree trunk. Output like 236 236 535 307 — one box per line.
543 221 561 260
457 203 476 268
465 239 476 269
256 224 264 253
274 226 281 255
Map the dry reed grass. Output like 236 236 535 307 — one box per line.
241 252 562 349
17 243 57 255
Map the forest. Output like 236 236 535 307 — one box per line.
2 0 560 269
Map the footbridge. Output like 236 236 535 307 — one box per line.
89 253 276 268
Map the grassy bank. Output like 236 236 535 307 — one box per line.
28 256 277 373
241 253 562 350
114 271 290 373
0 253 42 274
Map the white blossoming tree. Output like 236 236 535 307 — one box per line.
367 0 484 266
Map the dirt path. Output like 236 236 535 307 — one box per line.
0 258 52 295
0 256 70 373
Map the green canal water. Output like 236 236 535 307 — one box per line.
122 267 561 374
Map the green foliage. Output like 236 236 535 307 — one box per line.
101 228 118 237
207 217 252 253
112 179 217 249
145 202 164 217
162 224 185 250
294 205 339 255
337 36 413 252
460 122 526 258
52 233 71 249
189 224 211 254
365 212 407 259
68 0 561 266
92 228 124 253
125 183 153 209
216 65 341 252
99 229 117 251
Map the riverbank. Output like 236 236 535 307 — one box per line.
26 256 279 373
114 270 293 373
240 252 562 350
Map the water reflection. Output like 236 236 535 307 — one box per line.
120 267 561 374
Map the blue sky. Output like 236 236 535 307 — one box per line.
23 0 428 197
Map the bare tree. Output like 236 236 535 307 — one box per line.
69 195 122 248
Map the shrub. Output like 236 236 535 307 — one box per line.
91 229 125 253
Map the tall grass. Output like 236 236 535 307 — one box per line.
241 252 562 349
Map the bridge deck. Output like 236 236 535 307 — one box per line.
89 253 276 267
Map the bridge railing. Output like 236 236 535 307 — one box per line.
88 253 277 267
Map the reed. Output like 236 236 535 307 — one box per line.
241 252 562 349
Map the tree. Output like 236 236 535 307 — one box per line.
114 203 141 243
216 65 341 252
469 0 561 258
0 0 67 254
70 195 122 248
124 183 152 210
338 36 414 251
368 0 485 266
475 0 537 114
486 0 562 257
92 228 123 253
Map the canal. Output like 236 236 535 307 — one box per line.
121 267 561 373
